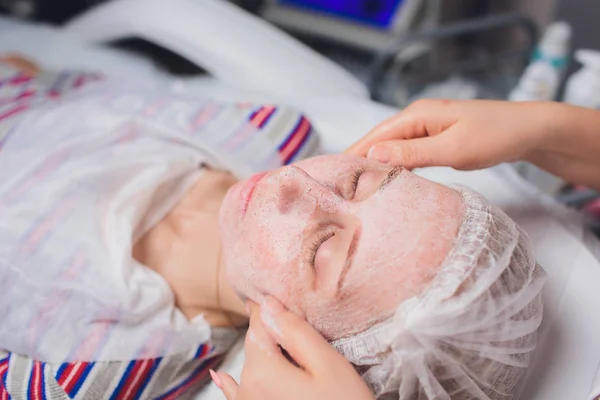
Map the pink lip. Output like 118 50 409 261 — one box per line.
239 172 268 218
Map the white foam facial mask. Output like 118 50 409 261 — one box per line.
220 164 349 309
306 168 464 338
219 155 465 339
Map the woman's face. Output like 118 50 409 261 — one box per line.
219 155 464 339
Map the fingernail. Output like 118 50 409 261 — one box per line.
209 369 222 389
261 297 284 338
367 145 390 163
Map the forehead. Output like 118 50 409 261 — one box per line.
292 154 382 181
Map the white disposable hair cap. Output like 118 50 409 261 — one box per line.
332 186 546 400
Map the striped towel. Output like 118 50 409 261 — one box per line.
0 340 235 400
0 65 321 400
95 91 321 176
0 63 102 150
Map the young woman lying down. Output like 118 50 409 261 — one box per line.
0 57 545 399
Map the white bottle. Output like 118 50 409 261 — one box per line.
509 62 559 101
510 22 572 194
509 21 572 102
563 49 600 109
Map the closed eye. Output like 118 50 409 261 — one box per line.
340 168 364 200
350 169 362 196
307 228 336 267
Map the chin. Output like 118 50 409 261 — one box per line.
225 268 259 305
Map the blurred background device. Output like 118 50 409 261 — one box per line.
1 0 599 210
261 0 437 52
0 0 105 22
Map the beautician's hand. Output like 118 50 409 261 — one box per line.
210 298 375 400
346 99 600 190
347 99 552 170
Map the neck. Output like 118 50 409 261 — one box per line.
134 167 249 328
180 241 249 329
215 244 249 326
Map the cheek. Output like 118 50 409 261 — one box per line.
357 196 426 269
345 218 423 318
222 210 309 305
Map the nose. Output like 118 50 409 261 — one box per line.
274 166 336 213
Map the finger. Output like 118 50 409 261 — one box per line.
243 305 309 389
259 296 345 375
244 301 279 358
367 128 467 169
346 100 458 156
244 303 302 371
244 324 301 375
213 371 238 400
345 114 426 156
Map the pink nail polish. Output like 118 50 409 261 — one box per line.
209 369 222 389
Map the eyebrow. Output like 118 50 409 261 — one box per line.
378 166 404 191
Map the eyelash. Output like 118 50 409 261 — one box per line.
306 168 363 266
309 229 336 266
349 168 364 198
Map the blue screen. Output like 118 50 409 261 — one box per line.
279 0 404 29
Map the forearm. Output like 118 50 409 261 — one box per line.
527 102 600 191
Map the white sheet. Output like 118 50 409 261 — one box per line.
64 0 369 99
0 17 173 85
1 16 599 400
419 166 600 400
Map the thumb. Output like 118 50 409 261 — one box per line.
367 130 465 169
259 296 344 376
212 371 238 400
